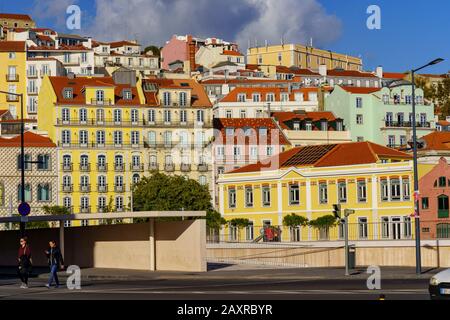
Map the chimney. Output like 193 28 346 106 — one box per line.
319 64 327 77
376 66 383 79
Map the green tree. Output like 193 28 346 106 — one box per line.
283 214 309 241
132 172 214 223
144 45 161 57
42 205 70 215
309 215 338 240
228 218 250 241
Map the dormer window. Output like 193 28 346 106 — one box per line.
96 90 104 103
237 94 246 102
123 89 132 100
63 88 73 99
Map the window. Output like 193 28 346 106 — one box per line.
358 217 368 239
381 217 390 239
37 184 50 202
400 136 407 146
228 189 236 209
226 110 232 118
163 131 172 146
79 130 88 145
319 182 328 204
381 179 389 201
356 97 363 108
148 109 156 123
404 217 412 238
437 224 450 239
131 131 140 145
422 197 429 210
388 135 395 148
63 88 73 99
37 154 50 170
245 187 254 208
391 179 401 201
96 109 105 123
356 114 363 125
403 179 410 200
240 110 246 118
357 180 367 202
252 93 261 102
338 181 347 203
262 186 271 207
289 184 300 205
96 90 104 102
197 110 204 123
180 110 187 123
123 90 132 100
438 176 446 187
266 146 274 156
79 108 87 123
199 175 207 186
62 108 70 123
131 109 139 124
233 146 241 160
164 110 171 123
163 92 171 106
226 127 234 136
113 109 122 124
18 184 32 202
280 93 289 102
17 154 31 170
321 120 328 131
259 127 267 136
96 130 105 145
266 93 275 102
237 94 246 102
113 131 123 145
179 92 187 106
132 174 140 185
148 131 156 146
438 195 449 218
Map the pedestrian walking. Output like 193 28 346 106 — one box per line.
17 237 32 288
44 240 64 289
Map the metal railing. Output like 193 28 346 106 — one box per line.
384 121 432 128
207 221 424 244
6 74 19 82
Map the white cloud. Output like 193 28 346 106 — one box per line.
32 0 342 49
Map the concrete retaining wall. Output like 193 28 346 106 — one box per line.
206 240 450 268
0 220 206 272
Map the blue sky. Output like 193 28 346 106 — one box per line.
2 0 449 74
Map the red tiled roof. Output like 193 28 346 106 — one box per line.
229 142 411 173
214 118 290 146
0 13 33 21
276 66 320 76
200 78 297 85
340 86 381 94
327 69 377 78
0 110 10 118
142 78 212 107
36 34 54 43
420 132 450 151
272 111 338 130
222 50 244 57
49 76 141 106
438 120 450 126
28 44 90 51
383 72 407 79
0 41 26 52
0 132 55 148
109 41 140 48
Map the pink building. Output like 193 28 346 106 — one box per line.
419 157 450 239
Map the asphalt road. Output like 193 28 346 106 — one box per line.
0 267 433 300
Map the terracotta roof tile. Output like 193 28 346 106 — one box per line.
109 41 140 48
340 86 381 94
222 50 244 56
272 111 339 130
0 41 26 52
0 13 33 21
421 131 450 151
0 132 55 148
327 69 377 78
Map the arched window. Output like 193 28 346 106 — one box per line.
438 177 447 188
438 195 449 218
37 184 50 202
132 174 140 185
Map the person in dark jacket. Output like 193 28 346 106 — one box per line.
44 240 64 288
17 237 32 288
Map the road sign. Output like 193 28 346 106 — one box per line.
18 202 31 217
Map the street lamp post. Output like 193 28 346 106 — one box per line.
410 58 444 275
0 90 25 236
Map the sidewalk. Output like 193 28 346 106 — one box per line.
0 264 442 282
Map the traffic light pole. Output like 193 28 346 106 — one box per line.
344 214 349 276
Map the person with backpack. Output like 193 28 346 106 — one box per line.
17 237 32 289
44 240 64 288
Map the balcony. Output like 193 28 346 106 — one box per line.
6 74 19 82
79 164 91 172
62 184 73 193
80 206 91 214
114 185 125 193
91 99 112 106
97 184 108 193
114 164 125 172
97 206 107 213
181 163 191 172
165 163 175 172
384 121 432 128
27 86 38 95
130 163 144 172
198 163 209 172
148 163 159 171
62 164 73 172
79 185 91 193
97 163 108 172
6 95 19 102
27 70 38 78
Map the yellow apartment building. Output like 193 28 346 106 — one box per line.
218 142 415 242
38 70 214 225
0 41 27 118
247 44 362 71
